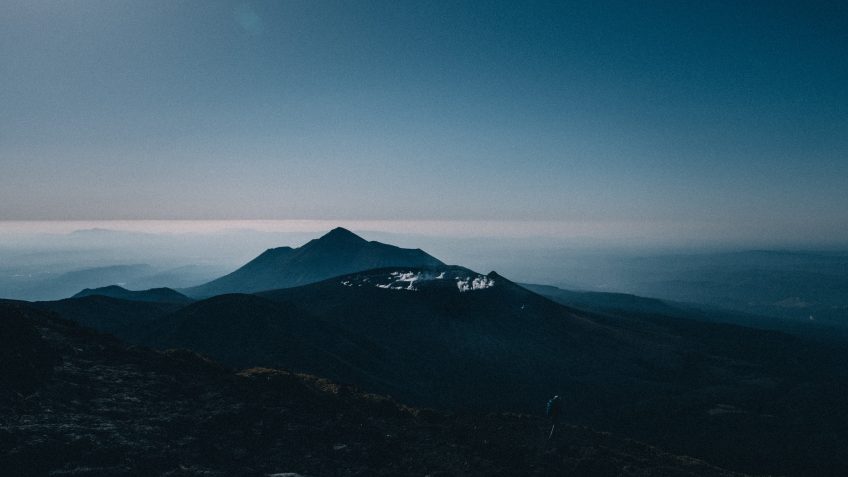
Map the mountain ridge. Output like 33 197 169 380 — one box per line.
72 285 192 304
183 227 445 297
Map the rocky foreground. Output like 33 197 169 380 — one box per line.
0 302 743 477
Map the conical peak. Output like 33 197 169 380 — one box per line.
317 227 367 244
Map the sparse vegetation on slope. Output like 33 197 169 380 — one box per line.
0 302 742 477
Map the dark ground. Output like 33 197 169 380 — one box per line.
0 302 743 477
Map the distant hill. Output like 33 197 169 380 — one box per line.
0 264 156 301
145 293 383 375
566 250 848 329
72 285 192 304
183 227 445 297
33 295 183 336
0 301 743 477
520 283 680 315
0 263 226 302
522 282 848 342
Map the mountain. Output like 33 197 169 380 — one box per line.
0 301 742 477
183 227 445 297
557 250 848 330
32 295 183 337
72 284 192 304
0 262 228 302
145 293 384 375
0 264 157 301
141 266 848 476
148 267 506 377
522 282 848 342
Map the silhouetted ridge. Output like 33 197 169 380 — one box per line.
314 226 369 245
245 246 295 266
298 227 371 254
183 227 445 297
72 285 191 304
33 294 185 337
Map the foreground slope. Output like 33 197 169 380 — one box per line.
0 301 741 477
184 227 445 297
144 267 848 476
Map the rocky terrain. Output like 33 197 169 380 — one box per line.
0 301 743 477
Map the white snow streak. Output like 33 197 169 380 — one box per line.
345 270 495 292
455 276 495 292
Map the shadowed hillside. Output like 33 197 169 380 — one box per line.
137 267 848 476
0 301 742 477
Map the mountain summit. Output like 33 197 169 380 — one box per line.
315 226 369 245
183 228 445 297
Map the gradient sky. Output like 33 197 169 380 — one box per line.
2 1 847 245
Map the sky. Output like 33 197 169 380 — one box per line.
2 1 847 247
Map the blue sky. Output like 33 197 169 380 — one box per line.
2 1 846 246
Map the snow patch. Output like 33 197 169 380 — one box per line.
375 271 428 291
348 269 495 293
456 276 495 292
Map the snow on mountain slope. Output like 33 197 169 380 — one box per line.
341 268 496 292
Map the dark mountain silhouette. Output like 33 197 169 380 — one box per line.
0 264 157 301
183 227 445 297
32 295 182 336
135 266 848 476
72 285 192 304
0 301 743 477
145 293 387 376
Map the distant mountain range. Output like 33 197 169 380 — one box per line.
0 262 228 302
183 227 445 297
564 250 848 329
523 282 848 342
